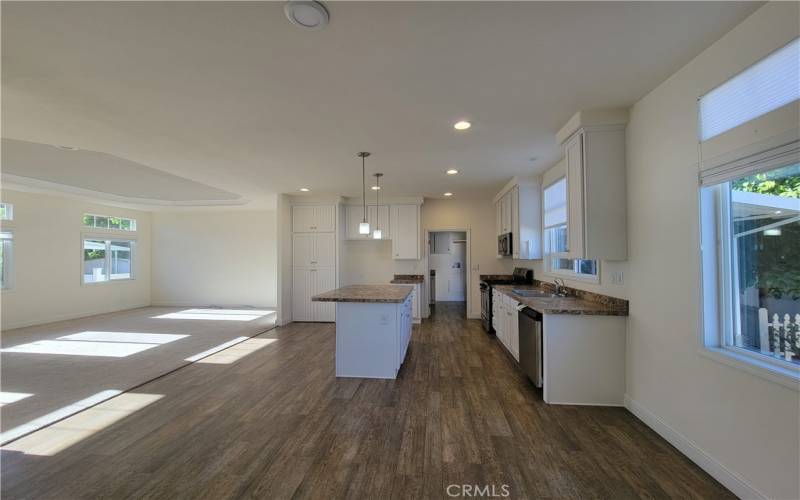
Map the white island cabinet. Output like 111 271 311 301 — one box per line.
312 284 413 379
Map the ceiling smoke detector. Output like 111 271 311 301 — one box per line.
284 1 329 30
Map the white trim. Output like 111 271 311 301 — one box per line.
1 229 14 291
699 347 799 392
625 395 768 500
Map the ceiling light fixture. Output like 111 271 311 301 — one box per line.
371 186 381 190
284 0 329 30
453 121 471 130
373 173 383 240
299 188 310 192
446 169 459 175
443 192 453 197
358 152 371 235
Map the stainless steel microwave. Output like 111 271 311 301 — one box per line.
497 232 512 256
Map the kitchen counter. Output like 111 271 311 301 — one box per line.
312 284 413 304
494 284 628 316
390 274 425 284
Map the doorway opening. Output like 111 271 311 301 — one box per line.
428 231 468 315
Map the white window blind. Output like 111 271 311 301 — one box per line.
543 178 567 228
699 37 799 142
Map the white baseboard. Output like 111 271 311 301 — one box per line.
2 302 151 331
624 395 765 500
150 301 276 310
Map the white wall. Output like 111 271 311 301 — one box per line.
423 196 513 317
624 4 799 499
0 189 151 329
151 210 277 308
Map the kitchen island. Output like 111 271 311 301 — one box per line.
312 284 414 379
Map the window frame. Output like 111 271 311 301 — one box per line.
699 173 800 390
542 176 600 283
1 230 13 291
0 203 13 221
80 233 137 285
82 213 137 232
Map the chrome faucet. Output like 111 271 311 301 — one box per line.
553 278 567 297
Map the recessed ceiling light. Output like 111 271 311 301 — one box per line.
443 192 453 197
284 1 329 30
446 169 459 175
299 188 310 192
453 121 471 131
371 186 381 190
53 145 79 151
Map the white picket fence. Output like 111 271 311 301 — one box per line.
758 308 800 362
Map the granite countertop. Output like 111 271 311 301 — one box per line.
312 284 414 303
493 284 628 316
390 274 425 284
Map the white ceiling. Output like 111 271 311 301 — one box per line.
1 1 761 207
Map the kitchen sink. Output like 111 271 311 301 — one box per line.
512 289 558 298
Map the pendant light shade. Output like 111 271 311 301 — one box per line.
358 152 370 235
372 172 383 239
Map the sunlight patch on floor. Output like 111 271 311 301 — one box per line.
196 338 277 364
184 336 250 362
0 392 33 407
0 390 122 444
2 393 163 456
0 340 158 357
153 308 275 322
58 331 189 344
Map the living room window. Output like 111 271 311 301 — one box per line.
83 237 135 284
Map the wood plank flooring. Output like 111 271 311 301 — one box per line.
1 302 733 499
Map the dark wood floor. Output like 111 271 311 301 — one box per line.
1 303 733 499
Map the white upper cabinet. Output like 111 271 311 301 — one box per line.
390 204 420 260
557 108 628 261
345 204 391 240
293 232 335 268
292 233 315 267
293 204 336 233
494 179 542 260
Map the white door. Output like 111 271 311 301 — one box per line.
292 268 312 321
313 233 336 267
448 241 466 301
292 233 314 267
312 268 336 322
292 206 316 232
391 204 419 259
314 205 336 232
565 132 585 259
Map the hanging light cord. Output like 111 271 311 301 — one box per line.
362 155 367 223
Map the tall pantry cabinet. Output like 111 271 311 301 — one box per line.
292 204 337 322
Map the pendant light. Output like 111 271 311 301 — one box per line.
357 152 371 235
372 173 383 239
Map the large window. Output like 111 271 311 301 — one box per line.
83 237 135 283
1 231 12 290
83 214 137 231
542 177 598 280
711 164 800 366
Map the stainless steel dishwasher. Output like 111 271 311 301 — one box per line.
518 307 543 387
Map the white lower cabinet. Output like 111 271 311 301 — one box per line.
293 267 335 322
493 291 519 362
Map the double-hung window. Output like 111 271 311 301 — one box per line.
542 177 598 280
83 238 135 283
699 37 800 384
